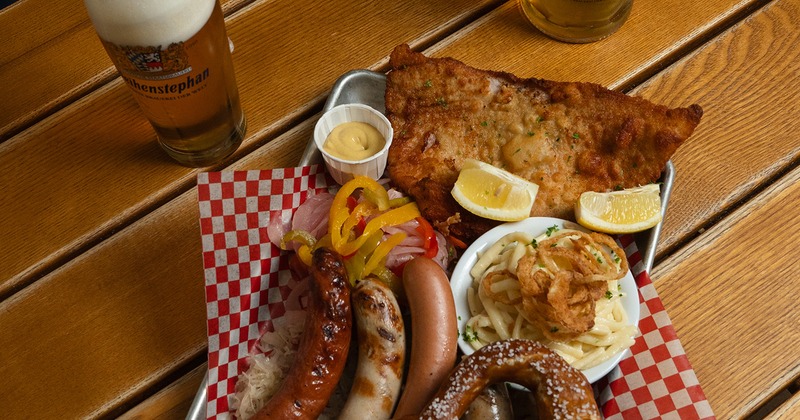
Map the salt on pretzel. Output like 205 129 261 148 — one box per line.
415 339 601 420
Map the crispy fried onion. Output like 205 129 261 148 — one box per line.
481 229 628 340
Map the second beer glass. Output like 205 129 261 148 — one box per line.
85 0 246 167
519 0 633 43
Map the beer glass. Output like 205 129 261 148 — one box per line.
84 0 246 167
519 0 633 43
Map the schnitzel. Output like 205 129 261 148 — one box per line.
385 44 703 242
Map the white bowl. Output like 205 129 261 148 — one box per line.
450 217 640 385
314 103 393 185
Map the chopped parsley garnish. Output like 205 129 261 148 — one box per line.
605 290 614 299
436 97 448 107
527 131 535 136
546 225 559 236
424 79 432 88
530 239 538 249
480 121 488 127
537 116 544 123
462 326 479 342
572 133 580 139
550 326 559 333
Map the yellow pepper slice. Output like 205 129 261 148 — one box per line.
280 229 316 250
330 177 388 252
363 232 407 276
344 230 383 285
342 200 378 239
280 229 317 266
336 202 420 256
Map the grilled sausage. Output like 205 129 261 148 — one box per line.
253 248 352 419
392 257 458 418
339 279 406 419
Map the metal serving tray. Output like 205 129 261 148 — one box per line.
187 69 674 420
301 69 673 273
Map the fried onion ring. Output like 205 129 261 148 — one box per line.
516 229 628 340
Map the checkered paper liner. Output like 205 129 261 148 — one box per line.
196 165 714 419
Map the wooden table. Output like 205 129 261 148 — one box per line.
1 0 799 418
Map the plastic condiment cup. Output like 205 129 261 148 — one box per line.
314 103 393 185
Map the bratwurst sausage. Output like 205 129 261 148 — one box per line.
253 248 352 419
339 278 406 419
392 257 458 418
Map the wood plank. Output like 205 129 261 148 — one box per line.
644 2 800 416
628 0 800 259
422 0 762 89
1 0 792 418
118 365 206 420
119 1 800 416
0 0 761 297
0 0 254 140
764 391 800 420
422 0 799 262
0 0 502 297
0 117 313 418
652 164 800 418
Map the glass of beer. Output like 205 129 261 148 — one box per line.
519 0 633 43
84 0 246 167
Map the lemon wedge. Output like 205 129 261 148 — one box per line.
575 184 663 233
451 159 539 221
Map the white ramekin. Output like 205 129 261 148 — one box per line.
313 103 393 185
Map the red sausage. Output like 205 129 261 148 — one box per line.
392 257 458 419
253 248 352 419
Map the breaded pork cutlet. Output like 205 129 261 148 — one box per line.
385 44 702 242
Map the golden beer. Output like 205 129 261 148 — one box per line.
519 0 633 43
85 0 246 167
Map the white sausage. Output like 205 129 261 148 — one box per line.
339 279 406 419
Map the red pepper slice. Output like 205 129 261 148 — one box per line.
346 195 359 212
355 217 367 237
448 235 468 250
415 217 438 259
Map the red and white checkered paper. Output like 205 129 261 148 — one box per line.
197 165 714 419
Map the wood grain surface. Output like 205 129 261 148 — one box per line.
764 391 800 420
633 0 800 259
0 0 501 297
2 0 799 418
653 165 800 418
125 0 800 417
118 365 206 420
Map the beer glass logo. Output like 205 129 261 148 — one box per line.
109 42 191 80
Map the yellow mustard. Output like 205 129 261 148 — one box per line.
323 122 386 161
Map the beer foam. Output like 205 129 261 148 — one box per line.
84 0 215 46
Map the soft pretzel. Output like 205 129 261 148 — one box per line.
416 339 600 420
